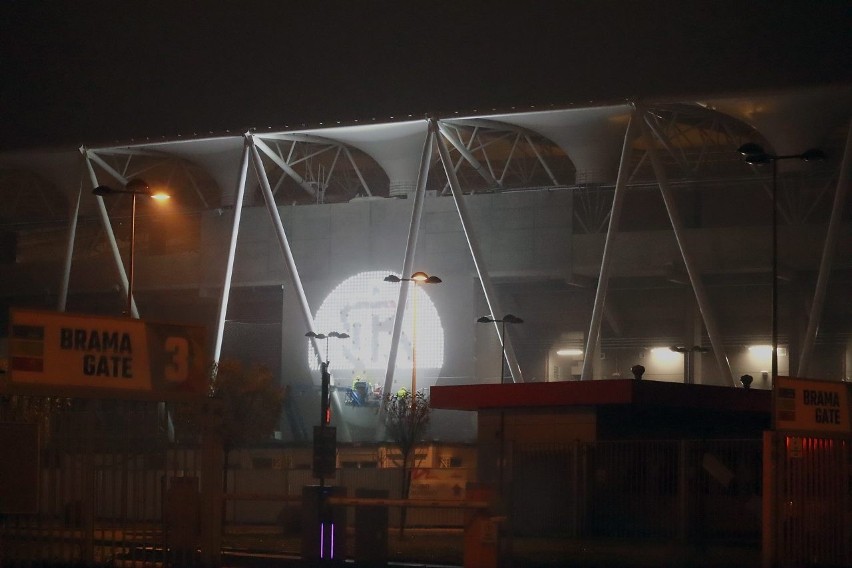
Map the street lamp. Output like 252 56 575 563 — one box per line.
93 179 170 317
738 144 825 384
305 330 349 489
305 330 350 363
384 272 441 404
305 330 350 425
669 345 709 384
477 314 524 383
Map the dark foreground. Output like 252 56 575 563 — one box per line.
219 527 760 568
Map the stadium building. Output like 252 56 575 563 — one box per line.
1 84 850 442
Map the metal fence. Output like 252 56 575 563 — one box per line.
1 398 769 566
767 432 852 568
1 399 204 567
510 438 763 540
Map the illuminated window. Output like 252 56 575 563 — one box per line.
309 270 445 388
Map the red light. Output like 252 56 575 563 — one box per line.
325 408 331 424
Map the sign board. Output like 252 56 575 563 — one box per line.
774 376 852 434
313 425 337 478
5 309 207 400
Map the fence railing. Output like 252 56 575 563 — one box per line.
1 399 766 566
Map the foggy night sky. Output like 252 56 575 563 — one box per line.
1 0 850 151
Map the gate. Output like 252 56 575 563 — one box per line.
764 432 852 567
0 397 218 567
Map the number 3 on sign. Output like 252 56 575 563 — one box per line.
164 336 189 383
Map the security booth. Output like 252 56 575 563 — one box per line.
431 379 771 549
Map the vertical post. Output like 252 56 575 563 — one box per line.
762 431 777 568
199 400 224 567
677 439 689 542
412 283 418 405
127 192 137 317
771 160 778 384
381 123 433 419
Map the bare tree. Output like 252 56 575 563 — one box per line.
214 360 284 487
383 389 431 538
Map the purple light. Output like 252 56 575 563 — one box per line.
319 522 335 559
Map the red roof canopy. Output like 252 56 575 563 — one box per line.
431 379 770 413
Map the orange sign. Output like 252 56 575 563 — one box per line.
5 309 208 399
774 376 851 434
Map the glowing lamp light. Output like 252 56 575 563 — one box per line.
557 348 584 356
748 345 774 357
150 192 170 201
309 270 445 389
650 347 683 363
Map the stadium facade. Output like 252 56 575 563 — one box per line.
1 84 850 442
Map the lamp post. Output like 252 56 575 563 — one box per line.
477 314 524 383
305 330 349 490
738 144 825 383
384 272 441 406
476 313 522 568
305 331 349 425
669 345 709 384
93 179 169 318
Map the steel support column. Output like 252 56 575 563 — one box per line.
437 121 500 188
253 137 318 197
248 136 321 363
58 172 83 312
249 136 350 441
212 141 251 363
83 150 139 318
580 108 639 380
642 115 736 387
435 119 523 382
798 120 852 375
379 122 434 424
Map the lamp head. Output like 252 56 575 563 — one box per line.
126 178 150 193
737 143 765 156
503 314 523 324
92 185 112 197
738 143 772 165
477 316 494 324
384 275 401 283
410 271 429 282
799 148 826 161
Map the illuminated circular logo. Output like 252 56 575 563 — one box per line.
309 270 445 393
